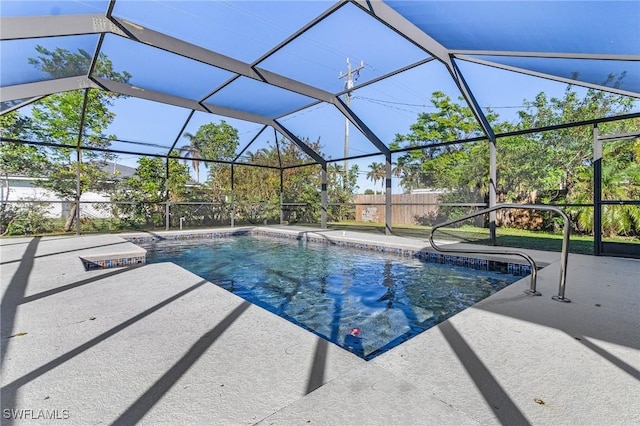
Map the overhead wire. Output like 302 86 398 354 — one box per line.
353 95 529 111
363 63 433 102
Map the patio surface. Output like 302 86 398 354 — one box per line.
1 227 638 425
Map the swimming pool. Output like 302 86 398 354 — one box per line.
143 234 520 359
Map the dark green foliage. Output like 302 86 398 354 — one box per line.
327 163 359 222
3 201 57 236
111 154 190 227
374 85 639 237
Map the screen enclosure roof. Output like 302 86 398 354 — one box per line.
1 0 639 167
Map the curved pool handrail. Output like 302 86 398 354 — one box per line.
428 204 571 302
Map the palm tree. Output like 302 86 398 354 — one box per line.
246 147 273 165
602 159 640 235
392 157 409 193
378 163 386 194
180 132 203 183
367 162 385 195
568 149 640 237
328 163 344 186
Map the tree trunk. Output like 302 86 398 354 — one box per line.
63 203 77 232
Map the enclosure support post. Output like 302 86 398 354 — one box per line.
75 146 81 236
74 88 90 237
385 153 392 235
165 157 170 231
489 137 497 245
593 124 602 256
321 164 327 228
230 164 235 228
279 169 284 225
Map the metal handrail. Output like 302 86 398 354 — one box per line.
428 204 571 302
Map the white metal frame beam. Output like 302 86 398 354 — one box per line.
0 15 124 40
1 77 100 102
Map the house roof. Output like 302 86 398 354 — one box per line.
97 161 137 180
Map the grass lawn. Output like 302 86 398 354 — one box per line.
324 221 608 255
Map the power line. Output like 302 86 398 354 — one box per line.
354 95 527 110
354 95 640 111
363 63 431 102
354 96 423 116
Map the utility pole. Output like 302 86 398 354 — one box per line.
339 58 364 184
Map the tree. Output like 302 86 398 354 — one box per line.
395 83 639 235
279 138 323 223
179 132 203 183
223 149 279 224
208 135 355 224
567 137 640 236
0 112 48 234
180 120 240 184
222 137 326 224
393 91 503 194
509 83 639 233
327 162 359 221
0 112 47 193
392 156 427 194
26 46 131 231
366 162 385 194
515 84 636 192
113 152 190 227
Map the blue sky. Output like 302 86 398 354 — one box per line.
3 0 639 192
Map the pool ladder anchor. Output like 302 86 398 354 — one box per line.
428 204 571 303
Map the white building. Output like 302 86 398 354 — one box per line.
0 162 136 219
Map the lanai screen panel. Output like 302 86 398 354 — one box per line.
234 128 318 168
205 77 317 119
103 96 193 156
279 102 377 160
453 59 590 125
257 2 430 93
387 1 640 98
235 129 282 167
386 1 639 53
110 1 333 64
0 1 109 16
456 59 640 126
348 60 466 147
1 0 639 166
1 35 100 86
97 34 237 101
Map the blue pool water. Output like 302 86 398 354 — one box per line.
144 235 519 359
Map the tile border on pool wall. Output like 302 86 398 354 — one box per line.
123 230 250 245
123 229 533 277
250 230 531 276
81 255 145 271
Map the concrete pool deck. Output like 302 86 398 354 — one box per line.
1 227 638 425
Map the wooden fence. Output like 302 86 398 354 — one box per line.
354 193 442 225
